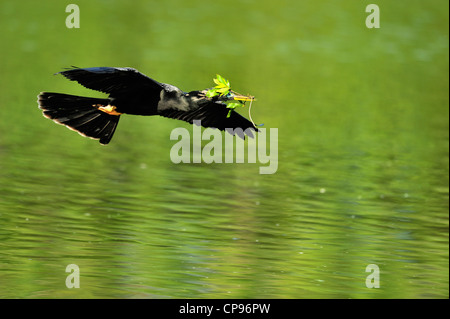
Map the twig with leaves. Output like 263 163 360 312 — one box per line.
206 75 257 125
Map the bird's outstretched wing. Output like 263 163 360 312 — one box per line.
159 101 258 138
57 67 164 95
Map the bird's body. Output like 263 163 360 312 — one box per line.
38 67 257 144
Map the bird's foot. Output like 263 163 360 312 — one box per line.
93 104 122 116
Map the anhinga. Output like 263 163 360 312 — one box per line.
37 67 257 145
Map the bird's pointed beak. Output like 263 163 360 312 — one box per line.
230 90 255 102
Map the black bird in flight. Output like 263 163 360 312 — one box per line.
38 67 258 145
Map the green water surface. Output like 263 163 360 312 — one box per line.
0 0 448 298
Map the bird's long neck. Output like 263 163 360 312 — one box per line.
157 87 191 112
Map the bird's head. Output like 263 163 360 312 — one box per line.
218 90 255 103
189 89 254 103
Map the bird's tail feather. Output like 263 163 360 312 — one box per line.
37 92 120 145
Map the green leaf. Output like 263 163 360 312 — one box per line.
205 89 219 97
214 74 231 90
216 74 226 85
213 78 222 86
215 84 228 90
216 87 230 95
226 102 241 109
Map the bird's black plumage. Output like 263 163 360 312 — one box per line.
38 67 258 144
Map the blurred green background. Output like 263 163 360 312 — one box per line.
0 0 448 298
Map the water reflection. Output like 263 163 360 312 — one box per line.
0 0 448 298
